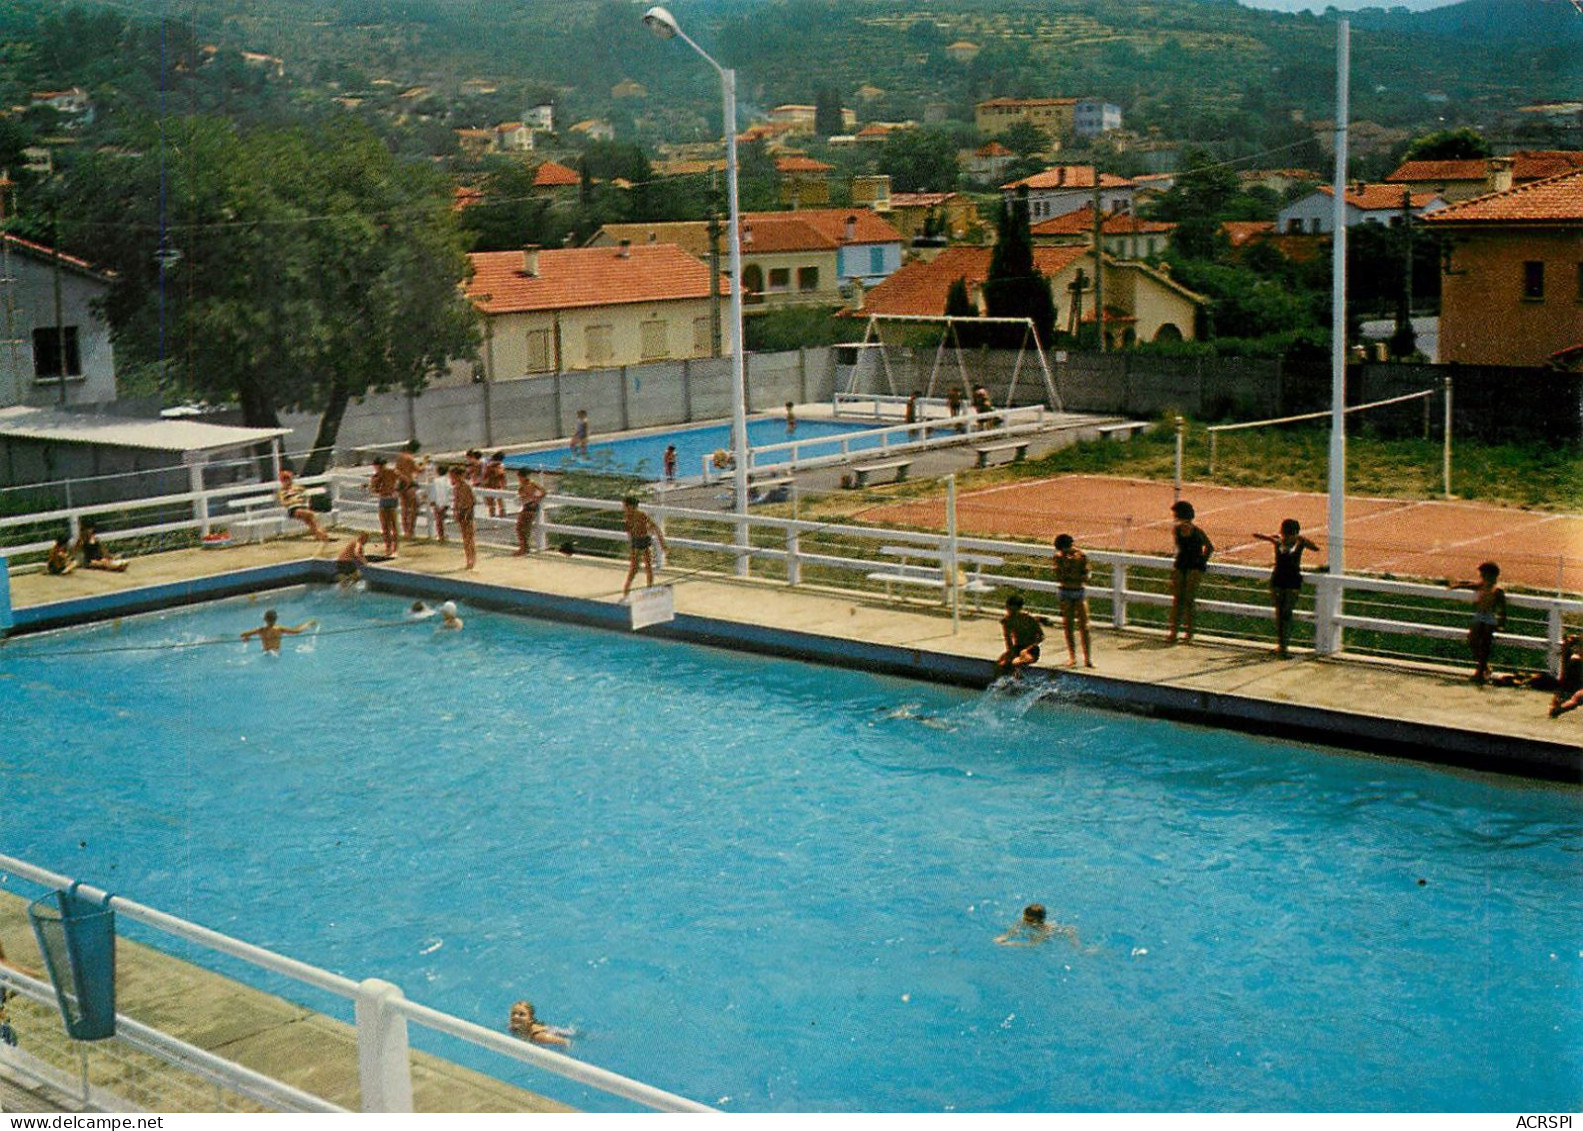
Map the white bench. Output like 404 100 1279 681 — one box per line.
974 441 1029 468
1096 421 1150 442
866 544 1004 610
750 476 795 504
850 459 912 488
226 487 329 543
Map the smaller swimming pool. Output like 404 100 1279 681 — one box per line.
505 416 882 480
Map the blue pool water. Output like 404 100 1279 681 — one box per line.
505 416 880 479
1 589 1579 1112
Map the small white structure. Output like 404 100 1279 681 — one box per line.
1277 184 1448 234
0 233 118 409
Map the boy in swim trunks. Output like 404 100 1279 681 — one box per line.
996 593 1045 677
621 495 666 599
1052 533 1093 667
241 608 317 653
335 532 370 583
1450 561 1506 684
278 469 331 542
394 442 423 538
369 457 401 557
514 469 546 556
449 464 477 570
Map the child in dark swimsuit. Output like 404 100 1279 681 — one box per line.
1167 501 1212 644
75 523 128 572
1052 533 1092 667
1253 519 1320 658
621 495 666 599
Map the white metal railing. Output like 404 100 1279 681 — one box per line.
0 448 336 512
6 471 1581 663
0 856 714 1114
694 406 1046 483
0 474 335 564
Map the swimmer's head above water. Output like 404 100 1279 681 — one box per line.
1022 903 1046 926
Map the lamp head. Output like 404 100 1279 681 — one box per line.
642 6 679 38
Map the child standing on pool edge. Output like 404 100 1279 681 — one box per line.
621 495 667 599
1052 534 1092 667
1167 500 1213 644
1450 561 1506 684
1253 519 1320 658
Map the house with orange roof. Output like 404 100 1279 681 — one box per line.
1031 206 1174 259
775 155 834 207
966 141 1015 183
462 244 723 375
974 98 1078 142
1384 152 1583 203
531 160 581 196
1002 166 1137 223
1423 170 1583 367
855 244 1203 348
589 209 905 311
1276 184 1447 234
0 233 118 408
884 192 981 243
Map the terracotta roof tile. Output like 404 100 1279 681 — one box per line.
1315 184 1443 211
1424 169 1583 225
1031 206 1173 236
465 245 719 314
531 161 579 188
1002 165 1134 192
1387 152 1583 185
752 208 902 246
888 192 960 209
1221 220 1276 247
775 156 834 174
859 245 1088 317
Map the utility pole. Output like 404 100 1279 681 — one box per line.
0 171 23 407
707 204 722 357
1091 172 1105 352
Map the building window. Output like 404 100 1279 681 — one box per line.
798 266 820 292
693 317 712 355
767 267 791 293
585 324 614 366
523 329 552 373
1523 261 1545 301
32 326 81 380
742 264 764 305
639 319 668 361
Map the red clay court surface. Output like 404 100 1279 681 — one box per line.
859 474 1583 594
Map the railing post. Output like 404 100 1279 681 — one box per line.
355 978 414 1113
1110 562 1127 629
786 523 800 586
1314 573 1343 656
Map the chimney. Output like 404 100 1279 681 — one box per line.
617 239 631 258
521 245 540 276
647 231 658 244
843 214 857 241
742 223 754 246
1487 156 1514 195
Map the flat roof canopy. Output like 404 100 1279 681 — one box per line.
0 406 288 455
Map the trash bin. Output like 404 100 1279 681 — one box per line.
27 883 116 1041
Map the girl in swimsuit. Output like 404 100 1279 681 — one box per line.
1167 500 1212 644
1253 519 1320 658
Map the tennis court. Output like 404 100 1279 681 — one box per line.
860 474 1583 594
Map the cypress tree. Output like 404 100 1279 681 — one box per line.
982 187 1055 347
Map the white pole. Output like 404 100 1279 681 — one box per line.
1321 19 1350 657
1442 373 1453 499
722 66 750 576
1173 415 1184 501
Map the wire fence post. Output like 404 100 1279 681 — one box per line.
355 978 414 1113
1174 415 1185 500
1442 374 1453 499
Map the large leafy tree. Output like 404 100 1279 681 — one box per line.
60 116 478 472
878 127 959 193
1403 128 1490 162
1151 147 1239 260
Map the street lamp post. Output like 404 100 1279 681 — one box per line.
643 5 751 575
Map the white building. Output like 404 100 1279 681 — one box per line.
1073 100 1122 138
0 233 118 409
1277 184 1448 234
526 104 554 131
1002 166 1137 222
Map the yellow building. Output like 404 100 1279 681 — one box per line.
974 98 1076 143
464 245 721 375
1424 170 1583 367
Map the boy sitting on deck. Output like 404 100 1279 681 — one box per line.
996 594 1045 677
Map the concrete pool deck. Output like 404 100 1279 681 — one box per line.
7 535 1579 777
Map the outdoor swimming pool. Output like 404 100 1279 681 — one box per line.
504 416 879 479
1 588 1578 1112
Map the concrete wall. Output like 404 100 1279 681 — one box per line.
278 347 836 460
1 248 117 409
